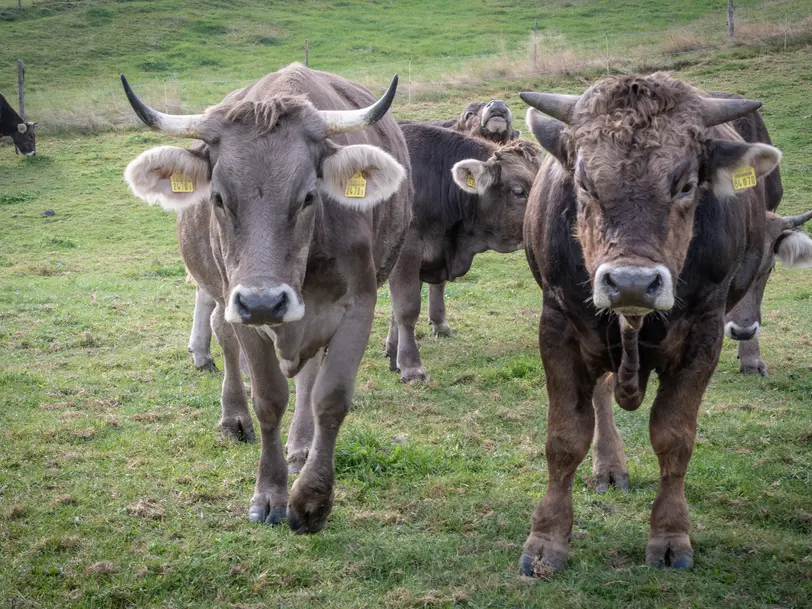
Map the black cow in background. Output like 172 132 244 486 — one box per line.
0 92 37 156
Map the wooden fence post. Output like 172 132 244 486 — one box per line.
727 0 735 40
533 17 538 70
17 60 25 120
305 40 309 67
18 0 22 10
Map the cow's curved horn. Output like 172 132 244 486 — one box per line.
520 92 580 124
319 74 398 136
121 74 204 138
781 210 812 229
700 97 762 127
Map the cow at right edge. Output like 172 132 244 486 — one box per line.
517 72 812 576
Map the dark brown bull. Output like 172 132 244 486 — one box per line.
520 73 782 574
386 124 539 381
0 92 37 156
400 100 521 143
122 63 412 532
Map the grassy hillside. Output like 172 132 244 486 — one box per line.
0 0 810 130
1 30 811 609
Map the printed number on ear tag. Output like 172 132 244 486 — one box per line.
170 173 195 193
732 166 757 191
345 171 367 198
467 172 476 188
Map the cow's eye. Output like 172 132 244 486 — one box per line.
212 192 224 209
512 186 526 198
302 192 315 209
679 182 696 197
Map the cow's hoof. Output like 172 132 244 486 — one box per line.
740 360 768 376
220 416 255 442
195 359 219 373
646 535 693 569
431 322 452 337
594 468 630 494
400 367 428 383
287 451 308 475
518 551 566 578
287 474 333 534
248 498 287 525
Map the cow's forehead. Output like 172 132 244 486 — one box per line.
201 95 325 143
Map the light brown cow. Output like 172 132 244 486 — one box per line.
122 63 412 533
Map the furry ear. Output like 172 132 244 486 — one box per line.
451 159 494 195
124 145 211 211
319 144 406 210
17 123 27 134
775 231 812 268
708 140 782 199
526 109 567 165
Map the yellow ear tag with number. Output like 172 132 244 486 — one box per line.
731 166 757 191
170 173 195 193
467 172 476 188
345 171 367 198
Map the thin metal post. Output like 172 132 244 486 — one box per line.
727 0 735 40
408 60 411 104
305 40 309 67
605 34 609 75
533 17 538 70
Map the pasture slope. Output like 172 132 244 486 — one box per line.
1 1 811 608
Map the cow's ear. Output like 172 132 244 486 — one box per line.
775 231 812 268
510 128 522 140
451 159 494 195
30 122 38 128
319 143 406 210
124 145 211 211
526 109 567 165
708 140 781 199
17 123 27 134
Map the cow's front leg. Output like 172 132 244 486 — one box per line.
428 282 452 336
521 311 595 575
287 295 375 533
388 238 428 382
188 286 217 371
592 373 629 494
646 325 720 568
286 348 324 474
737 337 768 376
235 326 290 526
212 302 254 442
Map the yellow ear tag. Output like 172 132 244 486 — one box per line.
467 172 476 188
345 171 367 198
170 173 195 193
731 165 757 191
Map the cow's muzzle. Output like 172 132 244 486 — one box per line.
482 100 510 132
593 264 674 314
725 320 760 341
225 284 305 326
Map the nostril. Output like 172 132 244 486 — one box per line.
235 292 251 317
603 273 618 293
646 274 663 298
271 291 288 316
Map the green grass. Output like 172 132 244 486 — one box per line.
1 0 810 131
2 3 812 607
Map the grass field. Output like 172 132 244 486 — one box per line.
2 2 812 608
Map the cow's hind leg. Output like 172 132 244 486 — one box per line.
388 239 428 382
236 327 290 526
646 325 720 569
188 286 217 371
738 337 768 376
286 349 324 474
592 373 629 494
212 303 254 442
520 310 595 575
428 282 452 336
287 294 375 533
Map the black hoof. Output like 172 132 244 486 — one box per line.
265 506 287 525
672 555 693 569
519 552 535 577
